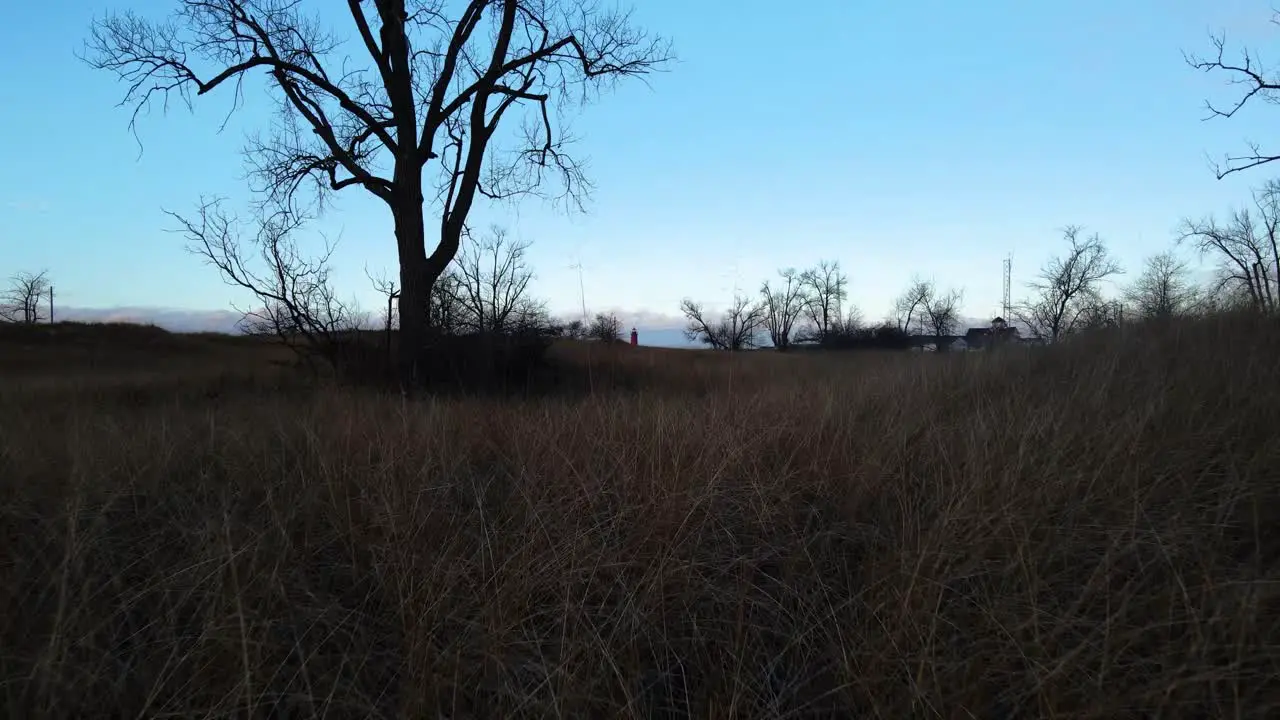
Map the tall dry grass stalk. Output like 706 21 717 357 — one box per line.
1 314 1277 717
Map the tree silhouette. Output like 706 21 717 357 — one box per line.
680 295 765 351
1016 226 1123 342
1123 252 1202 319
87 0 671 388
759 268 806 350
0 271 51 325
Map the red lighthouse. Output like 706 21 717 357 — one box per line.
630 328 638 347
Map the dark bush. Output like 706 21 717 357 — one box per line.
814 322 912 351
414 330 559 396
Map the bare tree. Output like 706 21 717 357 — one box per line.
1015 226 1123 342
1123 251 1202 319
797 260 847 343
1186 20 1280 178
1178 183 1280 313
893 276 933 334
170 198 357 361
587 312 622 342
367 266 400 331
366 266 401 371
87 0 671 387
1 271 52 324
453 226 543 334
829 305 864 339
1077 298 1125 331
429 270 467 333
680 295 764 351
558 317 587 339
759 268 806 350
923 286 964 342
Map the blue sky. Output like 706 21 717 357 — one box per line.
2 0 1279 337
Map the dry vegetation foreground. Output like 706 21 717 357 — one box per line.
1 318 1278 718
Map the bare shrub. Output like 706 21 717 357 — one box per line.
587 312 623 343
172 198 365 375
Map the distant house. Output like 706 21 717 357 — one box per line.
962 317 1020 350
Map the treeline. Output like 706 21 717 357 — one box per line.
673 179 1280 352
9 181 1279 373
674 261 913 352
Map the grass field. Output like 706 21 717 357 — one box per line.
1 316 1277 718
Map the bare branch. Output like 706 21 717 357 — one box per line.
1186 23 1280 178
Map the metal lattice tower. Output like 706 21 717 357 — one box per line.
1001 254 1012 320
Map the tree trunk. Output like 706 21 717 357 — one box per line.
394 192 429 391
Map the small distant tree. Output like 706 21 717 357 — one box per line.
680 295 765 351
923 286 964 344
561 318 588 340
889 277 961 344
1 270 51 324
367 266 400 368
588 312 623 342
759 268 807 350
454 227 544 334
797 260 847 343
1077 299 1125 331
367 266 400 331
1016 226 1123 342
892 277 933 334
829 305 865 340
430 271 467 334
1123 251 1202 319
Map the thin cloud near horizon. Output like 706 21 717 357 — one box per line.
52 304 1006 342
54 305 690 335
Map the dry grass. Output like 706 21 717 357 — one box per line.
1 316 1277 718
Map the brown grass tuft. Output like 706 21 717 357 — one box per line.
1 315 1277 717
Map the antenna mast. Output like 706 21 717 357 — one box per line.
1001 254 1012 319
569 261 587 322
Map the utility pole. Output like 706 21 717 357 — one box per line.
49 285 54 324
